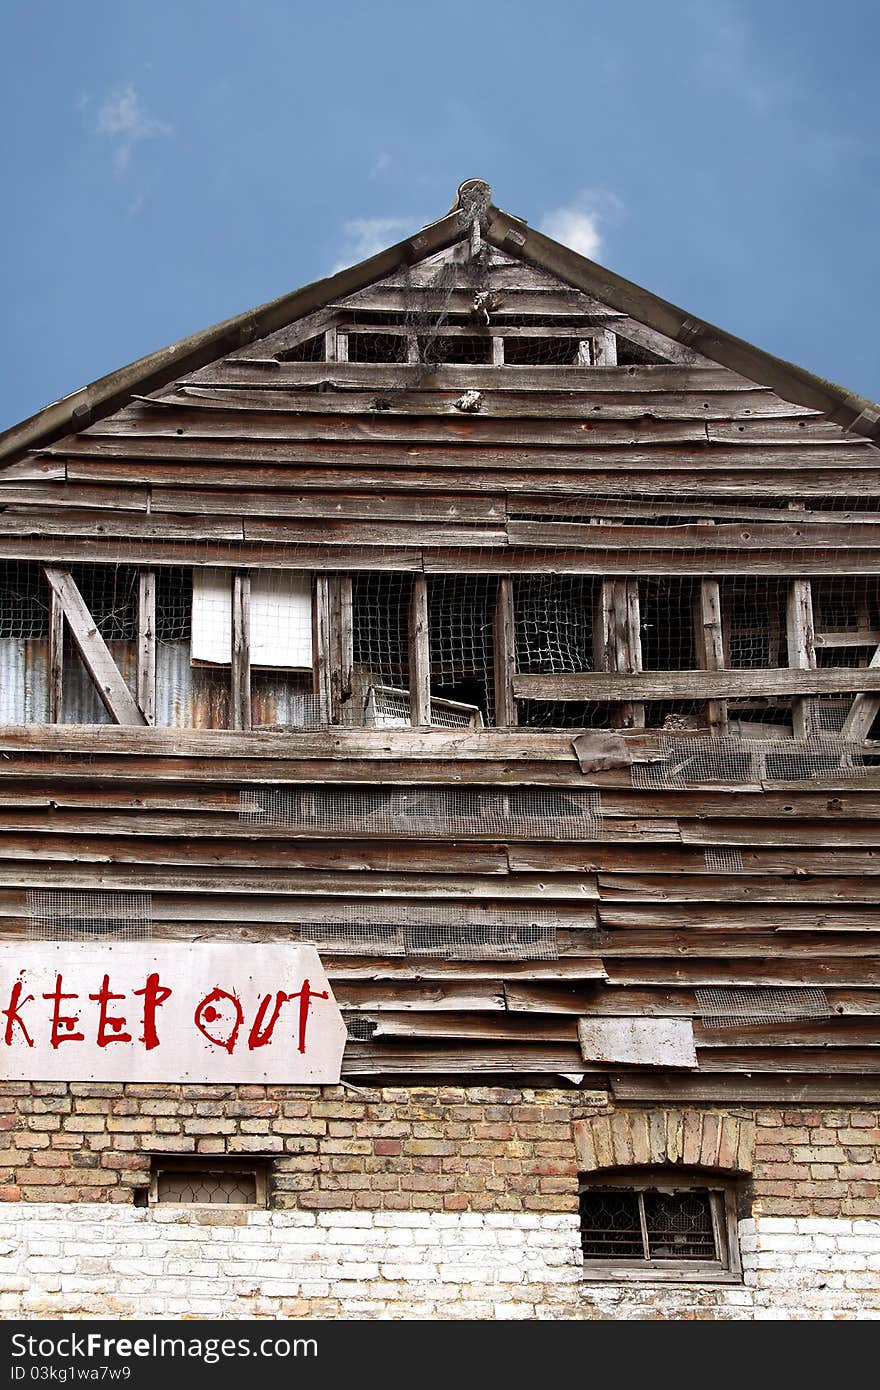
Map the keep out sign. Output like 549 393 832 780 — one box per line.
0 942 347 1083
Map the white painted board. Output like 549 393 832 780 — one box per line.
191 569 313 668
0 942 347 1084
578 1017 698 1069
191 568 232 664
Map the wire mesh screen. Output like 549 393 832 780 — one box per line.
156 567 192 642
429 575 497 726
26 890 153 942
703 847 745 872
633 735 869 787
342 1011 378 1041
155 1168 260 1205
239 785 603 838
70 565 139 640
0 561 49 638
352 573 410 691
579 1189 717 1261
695 986 831 1030
297 905 559 959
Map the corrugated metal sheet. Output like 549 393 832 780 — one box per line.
0 637 50 722
156 640 229 729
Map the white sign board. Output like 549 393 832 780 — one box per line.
578 1017 698 1069
0 942 347 1084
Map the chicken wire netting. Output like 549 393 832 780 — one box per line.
633 734 869 787
239 784 603 839
695 987 831 1030
293 905 559 960
26 890 153 942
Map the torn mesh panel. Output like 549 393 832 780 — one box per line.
297 906 559 959
240 785 602 839
695 987 831 1030
632 735 868 787
27 890 153 942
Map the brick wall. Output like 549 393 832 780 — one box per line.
0 1084 878 1319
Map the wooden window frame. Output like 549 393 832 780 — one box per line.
579 1171 742 1285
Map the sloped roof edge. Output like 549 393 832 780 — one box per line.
0 208 467 465
485 206 880 440
2 184 878 465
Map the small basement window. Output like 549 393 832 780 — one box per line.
579 1172 741 1283
147 1158 269 1208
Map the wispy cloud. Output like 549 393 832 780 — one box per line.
331 216 413 272
539 191 622 261
96 83 172 176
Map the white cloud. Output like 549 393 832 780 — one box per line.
539 191 622 261
330 216 413 272
96 83 172 175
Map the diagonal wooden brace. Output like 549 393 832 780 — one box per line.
42 566 147 726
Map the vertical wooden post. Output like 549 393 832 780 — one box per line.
592 329 618 366
787 579 816 738
231 572 251 731
594 579 644 729
329 575 353 724
137 569 156 726
48 587 63 724
493 575 517 726
312 574 332 726
408 574 431 726
695 578 727 735
491 337 505 366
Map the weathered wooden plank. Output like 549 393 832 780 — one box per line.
493 576 517 727
695 577 726 734
598 904 880 931
0 511 244 541
0 862 597 898
150 487 506 522
408 575 431 726
335 982 507 1012
45 435 875 471
604 960 880 987
597 871 880 902
137 570 156 726
340 1042 589 1074
166 383 813 421
609 1074 880 1101
60 458 880 499
578 1017 697 1067
786 578 816 739
0 483 149 511
0 834 510 874
87 405 713 447
311 574 332 725
840 643 880 742
41 567 147 726
513 668 880 701
48 586 63 725
325 957 609 982
177 362 782 393
231 572 251 731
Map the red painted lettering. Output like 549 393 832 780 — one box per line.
133 973 172 1050
194 987 243 1054
88 975 132 1047
247 991 293 1050
41 974 84 1048
2 978 34 1047
287 978 329 1054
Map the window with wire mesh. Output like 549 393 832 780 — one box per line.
579 1179 736 1275
68 565 139 640
156 567 192 642
352 573 411 690
429 575 497 725
812 577 880 669
275 333 325 362
721 576 791 729
150 1159 267 1207
0 561 49 638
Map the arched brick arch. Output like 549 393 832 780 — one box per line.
573 1108 755 1174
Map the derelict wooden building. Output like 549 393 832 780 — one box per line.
1 180 879 1318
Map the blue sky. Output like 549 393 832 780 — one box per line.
2 0 879 430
